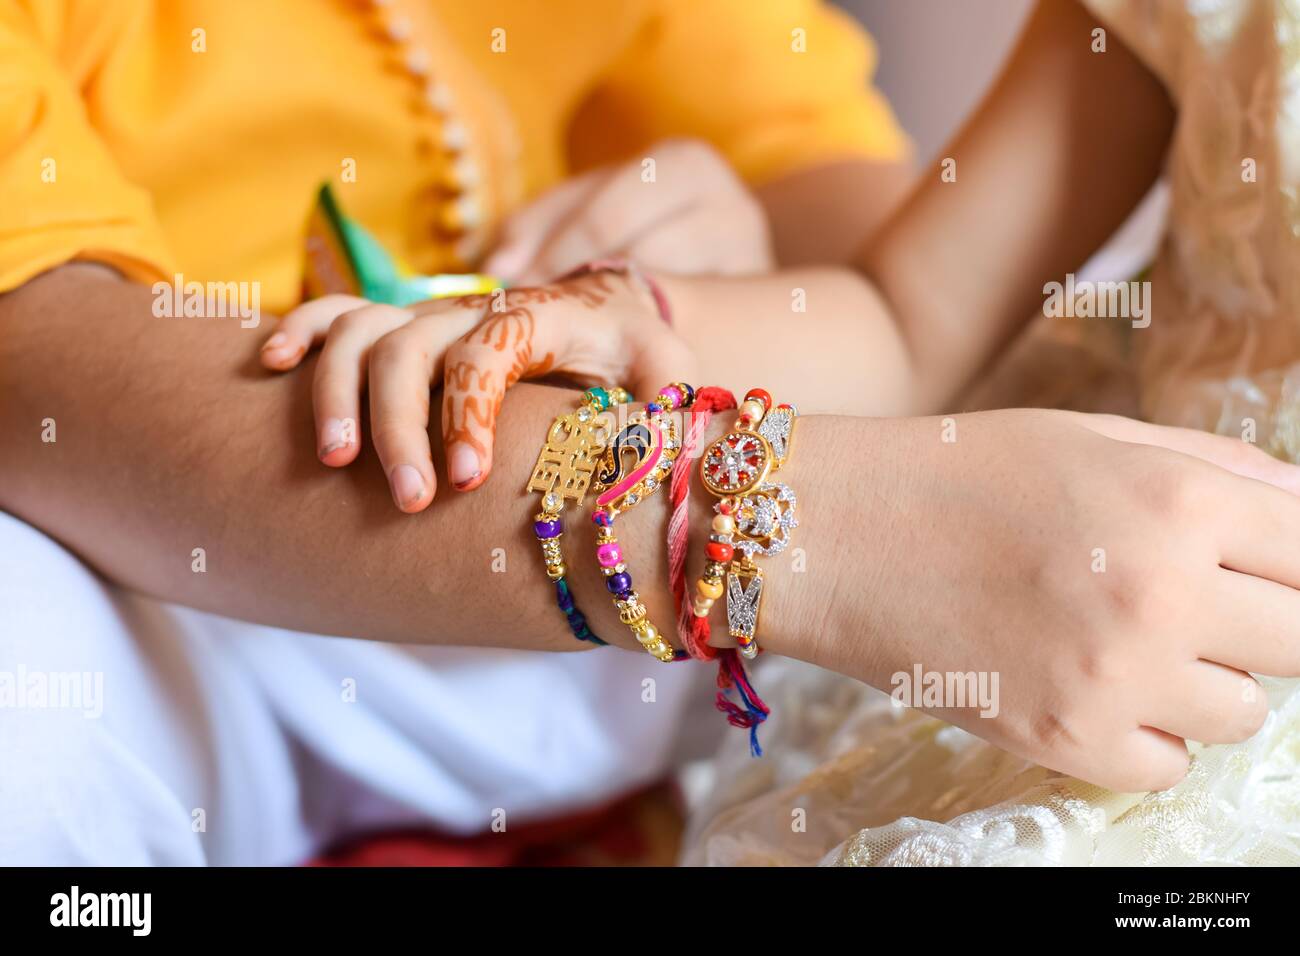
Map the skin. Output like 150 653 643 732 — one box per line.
0 2 1272 793
281 0 1174 503
7 265 1300 796
481 138 914 284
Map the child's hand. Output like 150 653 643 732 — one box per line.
483 138 773 285
259 268 695 512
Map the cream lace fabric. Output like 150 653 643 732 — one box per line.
683 0 1300 867
681 660 1300 866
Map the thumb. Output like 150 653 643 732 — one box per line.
627 335 699 411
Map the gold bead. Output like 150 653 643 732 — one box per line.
696 578 723 600
545 563 566 580
619 602 647 626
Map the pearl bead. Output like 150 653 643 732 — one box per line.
692 596 714 617
739 399 764 423
712 514 736 534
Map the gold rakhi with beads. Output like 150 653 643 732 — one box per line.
589 382 697 662
693 388 798 659
525 385 631 645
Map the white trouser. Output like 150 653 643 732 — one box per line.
0 511 716 865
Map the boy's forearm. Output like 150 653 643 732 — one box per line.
0 266 628 650
0 264 859 663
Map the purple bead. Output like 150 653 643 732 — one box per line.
606 572 632 594
534 518 563 539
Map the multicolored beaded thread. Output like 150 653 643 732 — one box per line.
526 385 631 645
590 382 696 662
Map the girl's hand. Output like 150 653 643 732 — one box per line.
259 269 694 512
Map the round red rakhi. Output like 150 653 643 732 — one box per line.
700 431 773 496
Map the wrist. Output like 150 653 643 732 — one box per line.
751 414 898 676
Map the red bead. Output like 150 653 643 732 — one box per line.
744 388 772 410
706 541 734 562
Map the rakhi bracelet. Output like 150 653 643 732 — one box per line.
525 385 632 645
589 382 696 662
694 388 798 660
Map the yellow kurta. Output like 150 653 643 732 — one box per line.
0 0 907 312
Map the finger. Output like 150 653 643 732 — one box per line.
312 304 412 466
260 294 369 370
482 170 606 280
519 152 709 284
1145 658 1268 745
441 307 569 491
1074 413 1300 494
367 326 440 513
619 200 772 276
1200 569 1300 676
1116 727 1190 792
1211 464 1300 592
626 329 698 405
364 307 493 510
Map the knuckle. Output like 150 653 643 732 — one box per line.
1096 567 1164 631
1140 460 1208 520
369 327 417 367
336 303 406 339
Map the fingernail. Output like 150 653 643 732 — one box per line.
389 464 426 509
318 418 354 459
261 332 288 351
449 445 481 489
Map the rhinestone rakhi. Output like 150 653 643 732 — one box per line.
694 389 798 659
